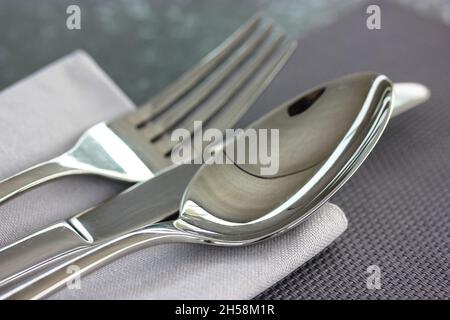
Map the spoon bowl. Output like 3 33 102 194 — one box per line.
175 72 393 244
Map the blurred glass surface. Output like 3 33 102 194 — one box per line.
0 0 448 104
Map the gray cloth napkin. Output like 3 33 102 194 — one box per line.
0 51 347 299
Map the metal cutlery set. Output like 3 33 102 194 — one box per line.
0 16 430 299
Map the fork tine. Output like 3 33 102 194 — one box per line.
128 15 261 126
208 41 298 131
140 23 274 140
171 33 286 135
155 40 298 156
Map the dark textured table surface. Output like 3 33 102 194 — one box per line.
1 1 449 299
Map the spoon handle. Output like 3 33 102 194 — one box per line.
0 223 193 300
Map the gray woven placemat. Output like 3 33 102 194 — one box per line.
237 2 449 299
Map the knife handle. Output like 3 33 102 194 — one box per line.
0 223 192 300
0 222 91 287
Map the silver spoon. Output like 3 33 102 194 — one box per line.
0 73 404 299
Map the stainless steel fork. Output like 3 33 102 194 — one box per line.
0 16 297 204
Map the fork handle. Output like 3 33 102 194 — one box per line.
0 159 81 204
